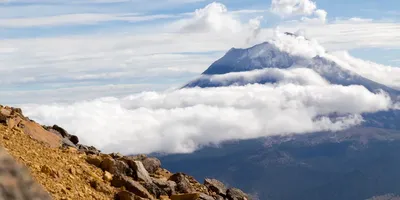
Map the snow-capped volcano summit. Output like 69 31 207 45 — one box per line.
202 42 296 75
185 33 400 96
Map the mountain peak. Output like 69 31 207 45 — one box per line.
202 41 295 75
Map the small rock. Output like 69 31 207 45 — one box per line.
104 171 113 182
143 182 168 198
111 175 153 199
129 161 153 184
86 155 103 167
152 177 177 196
204 179 227 196
110 153 124 159
62 138 76 148
141 157 161 174
52 124 69 137
101 157 133 176
111 175 127 188
226 188 249 200
10 107 23 116
169 173 195 194
41 165 54 176
170 193 200 200
89 179 109 194
69 135 79 145
68 167 76 175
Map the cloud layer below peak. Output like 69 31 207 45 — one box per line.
22 77 395 154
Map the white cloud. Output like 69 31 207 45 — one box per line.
327 51 400 90
271 0 327 23
22 82 394 154
0 13 175 28
271 0 316 17
277 19 400 50
175 1 264 40
188 67 330 87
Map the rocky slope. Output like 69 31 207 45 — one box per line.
0 105 249 200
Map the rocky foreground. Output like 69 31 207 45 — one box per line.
0 105 249 200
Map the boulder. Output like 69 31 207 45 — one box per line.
69 135 79 145
143 182 167 198
141 157 161 174
77 144 101 155
0 107 12 120
168 173 195 193
86 155 103 167
124 179 154 199
51 124 69 137
110 153 124 159
6 116 22 130
126 160 152 184
10 107 23 116
226 188 249 200
111 175 127 188
89 179 110 194
62 138 77 148
101 157 133 176
170 193 200 200
111 175 153 199
21 121 61 148
151 178 177 196
204 179 227 196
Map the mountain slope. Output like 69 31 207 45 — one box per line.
158 127 400 200
185 37 399 96
0 105 250 200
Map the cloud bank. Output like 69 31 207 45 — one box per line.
22 77 394 155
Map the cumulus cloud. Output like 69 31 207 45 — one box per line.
22 76 395 154
271 0 327 23
271 30 326 58
177 2 264 40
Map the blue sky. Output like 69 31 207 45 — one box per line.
0 0 399 104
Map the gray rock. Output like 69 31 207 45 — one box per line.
141 157 161 174
227 188 249 200
62 137 76 148
101 157 133 176
69 135 79 145
204 178 227 196
151 178 177 196
111 175 153 199
128 160 153 184
51 124 69 138
168 173 195 193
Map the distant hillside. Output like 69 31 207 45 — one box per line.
158 127 400 200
